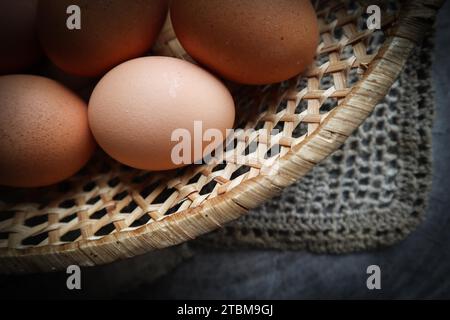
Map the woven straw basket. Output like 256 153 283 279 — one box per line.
0 0 443 273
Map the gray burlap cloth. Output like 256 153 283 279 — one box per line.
198 37 435 253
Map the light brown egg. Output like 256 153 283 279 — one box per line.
38 0 168 77
0 1 42 74
171 0 319 85
88 56 235 171
0 75 95 187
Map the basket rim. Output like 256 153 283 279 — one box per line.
0 0 443 273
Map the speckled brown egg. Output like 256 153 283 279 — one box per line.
170 0 319 85
0 1 42 74
38 0 168 77
88 56 235 171
0 75 95 187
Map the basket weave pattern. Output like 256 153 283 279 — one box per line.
0 0 442 273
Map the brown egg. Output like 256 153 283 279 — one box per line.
89 56 235 171
0 75 95 187
0 1 42 74
170 0 319 85
38 0 168 77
